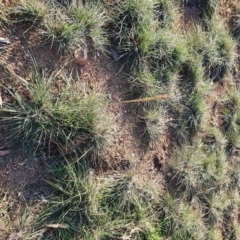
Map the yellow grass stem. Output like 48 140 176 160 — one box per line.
119 93 170 104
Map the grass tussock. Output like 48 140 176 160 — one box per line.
4 0 109 54
160 197 207 240
198 0 218 21
188 22 237 82
219 87 240 154
7 0 48 25
0 65 106 157
41 0 109 54
110 0 158 70
154 0 175 28
169 140 228 199
31 160 162 240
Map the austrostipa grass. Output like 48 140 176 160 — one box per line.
218 87 240 154
7 0 48 27
168 96 206 146
154 0 175 28
100 174 162 240
198 0 218 21
31 157 94 240
146 28 188 85
102 174 149 218
41 0 109 54
203 191 230 227
68 0 109 52
110 0 158 71
169 140 228 200
31 162 162 240
231 5 240 41
201 127 227 154
142 105 168 141
188 22 237 82
159 193 207 240
0 63 106 157
41 7 77 54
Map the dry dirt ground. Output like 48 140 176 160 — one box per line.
0 0 239 238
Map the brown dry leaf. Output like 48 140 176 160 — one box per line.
46 223 69 229
0 150 12 156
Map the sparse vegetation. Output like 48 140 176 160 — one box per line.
0 0 240 239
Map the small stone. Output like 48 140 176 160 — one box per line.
74 47 88 66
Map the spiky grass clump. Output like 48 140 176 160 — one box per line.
69 0 109 51
41 9 78 54
32 159 97 240
146 29 188 84
188 22 237 82
154 0 175 28
178 57 205 99
202 127 227 152
168 92 207 144
128 70 163 98
204 192 230 226
0 67 106 157
231 8 240 40
101 174 162 240
219 87 240 154
32 164 162 240
159 194 207 240
198 0 218 21
142 105 168 141
110 0 159 70
187 91 207 129
169 141 228 199
7 0 48 26
0 7 8 26
41 0 109 54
